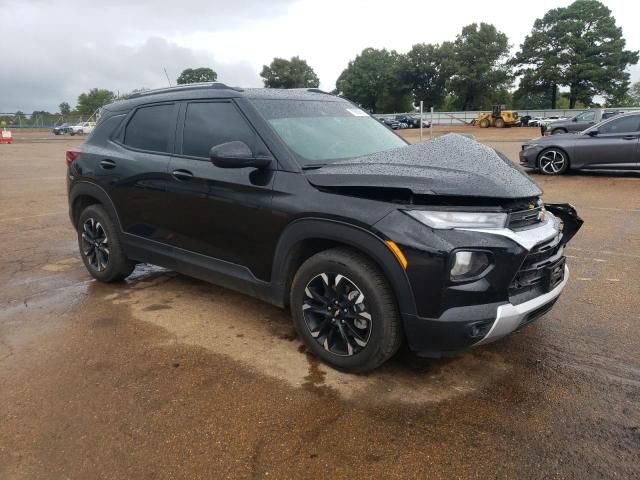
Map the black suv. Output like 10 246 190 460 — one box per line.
67 84 582 372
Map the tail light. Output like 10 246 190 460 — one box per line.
66 148 81 167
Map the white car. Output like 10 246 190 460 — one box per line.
69 121 96 136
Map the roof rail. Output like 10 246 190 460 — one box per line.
127 82 244 99
306 88 333 95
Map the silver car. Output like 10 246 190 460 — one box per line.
519 112 640 175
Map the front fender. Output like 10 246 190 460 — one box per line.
270 218 416 316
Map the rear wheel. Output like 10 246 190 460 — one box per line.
494 118 505 128
290 247 402 373
77 205 135 282
551 128 567 135
538 148 569 175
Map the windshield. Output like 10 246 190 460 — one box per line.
250 99 407 166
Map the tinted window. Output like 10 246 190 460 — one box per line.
182 102 256 158
576 111 596 122
598 115 640 134
124 104 174 152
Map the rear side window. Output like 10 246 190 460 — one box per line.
124 104 174 153
182 102 256 158
598 115 640 135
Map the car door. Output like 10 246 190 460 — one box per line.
105 102 178 242
164 100 278 280
572 114 640 170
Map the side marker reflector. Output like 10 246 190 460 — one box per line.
385 240 408 269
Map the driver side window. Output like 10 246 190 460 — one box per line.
598 115 640 135
181 102 257 159
577 111 596 122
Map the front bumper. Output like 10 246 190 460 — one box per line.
474 265 568 345
519 145 542 168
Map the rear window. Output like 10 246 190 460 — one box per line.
124 104 174 153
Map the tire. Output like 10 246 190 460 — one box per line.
537 148 569 175
479 118 490 128
290 247 402 373
69 131 75 136
551 128 567 135
77 204 135 282
494 118 505 128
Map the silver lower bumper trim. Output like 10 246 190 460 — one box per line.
474 265 569 346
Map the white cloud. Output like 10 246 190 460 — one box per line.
1 0 638 111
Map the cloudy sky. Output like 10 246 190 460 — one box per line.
1 0 639 112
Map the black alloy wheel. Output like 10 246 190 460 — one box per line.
302 272 372 356
290 247 402 372
81 218 109 272
77 204 135 282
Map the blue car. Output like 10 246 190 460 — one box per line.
52 123 72 135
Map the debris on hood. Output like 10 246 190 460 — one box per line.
306 134 543 200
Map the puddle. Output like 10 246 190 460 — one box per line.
41 257 81 272
100 266 513 405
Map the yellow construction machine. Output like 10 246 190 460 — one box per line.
476 105 519 128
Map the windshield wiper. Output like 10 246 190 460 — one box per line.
301 163 327 170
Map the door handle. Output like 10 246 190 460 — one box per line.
100 159 117 169
622 135 637 140
172 169 194 181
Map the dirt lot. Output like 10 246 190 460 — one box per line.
1 128 639 479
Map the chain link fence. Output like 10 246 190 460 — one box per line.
0 113 97 129
376 107 640 125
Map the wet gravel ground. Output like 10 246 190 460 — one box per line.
0 131 639 479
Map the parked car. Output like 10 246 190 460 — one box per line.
395 115 429 129
544 109 623 135
69 121 96 136
520 111 640 175
378 117 400 129
52 123 72 135
67 85 582 372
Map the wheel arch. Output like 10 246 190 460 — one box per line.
270 218 416 317
69 181 121 231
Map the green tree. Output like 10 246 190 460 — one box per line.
59 102 71 115
513 0 638 109
447 23 513 110
400 42 455 109
176 67 218 85
260 56 320 89
76 89 115 117
617 81 640 107
336 48 413 113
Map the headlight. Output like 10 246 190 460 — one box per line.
450 251 491 281
525 143 540 149
406 210 507 229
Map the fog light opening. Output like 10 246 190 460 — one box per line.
450 251 491 281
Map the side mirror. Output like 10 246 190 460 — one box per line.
587 129 599 136
572 117 578 122
209 141 272 169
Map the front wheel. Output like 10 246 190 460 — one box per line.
538 148 569 175
290 247 402 373
551 128 567 135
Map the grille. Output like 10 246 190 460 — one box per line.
509 236 564 305
507 207 543 230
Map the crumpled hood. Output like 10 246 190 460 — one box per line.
306 133 543 199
